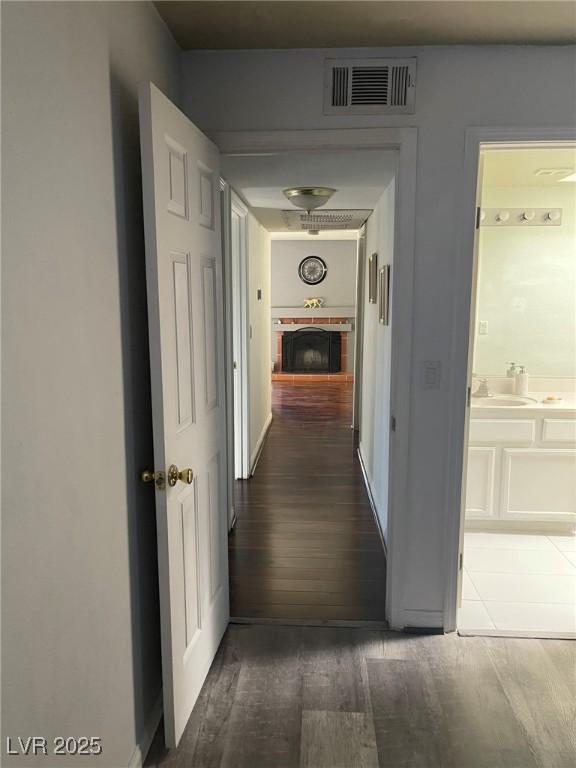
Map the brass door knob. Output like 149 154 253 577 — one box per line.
168 464 194 487
141 469 166 490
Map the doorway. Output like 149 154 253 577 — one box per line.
230 193 250 480
457 142 576 637
220 147 398 623
140 91 418 744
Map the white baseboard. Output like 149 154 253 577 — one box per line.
128 689 163 768
465 519 575 535
250 412 272 475
357 446 387 557
402 609 444 631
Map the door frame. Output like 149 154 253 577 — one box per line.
443 126 576 633
352 225 367 432
215 128 417 630
220 180 234 529
229 192 251 480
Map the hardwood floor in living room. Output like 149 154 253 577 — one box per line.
229 380 387 623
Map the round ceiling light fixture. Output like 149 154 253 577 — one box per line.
283 187 336 212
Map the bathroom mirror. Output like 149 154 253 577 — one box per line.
472 166 576 379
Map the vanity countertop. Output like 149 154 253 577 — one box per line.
471 392 576 413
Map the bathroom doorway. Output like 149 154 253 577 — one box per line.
457 142 576 637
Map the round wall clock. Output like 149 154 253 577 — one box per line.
298 256 327 285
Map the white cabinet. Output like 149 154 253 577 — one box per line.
502 449 576 521
466 412 576 525
465 448 496 518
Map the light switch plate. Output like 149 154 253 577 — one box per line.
423 360 441 389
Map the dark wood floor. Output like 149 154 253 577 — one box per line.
228 381 387 622
145 625 576 768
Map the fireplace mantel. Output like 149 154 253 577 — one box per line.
274 322 352 332
272 306 355 320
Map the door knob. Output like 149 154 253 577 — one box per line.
141 469 166 490
168 464 194 487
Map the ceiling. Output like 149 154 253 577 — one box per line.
154 1 575 50
482 146 576 187
221 148 397 230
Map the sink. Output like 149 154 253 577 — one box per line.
472 396 538 407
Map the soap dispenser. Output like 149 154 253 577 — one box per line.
515 365 529 397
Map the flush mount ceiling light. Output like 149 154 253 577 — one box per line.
283 187 336 212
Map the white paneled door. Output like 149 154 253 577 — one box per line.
139 82 229 747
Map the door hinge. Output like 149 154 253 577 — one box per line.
475 206 481 230
391 415 396 432
459 552 463 571
467 386 471 408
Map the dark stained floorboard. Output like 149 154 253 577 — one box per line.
229 381 387 623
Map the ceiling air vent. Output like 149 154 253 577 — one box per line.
282 210 372 232
324 58 416 115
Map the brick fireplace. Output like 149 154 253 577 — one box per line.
272 316 353 382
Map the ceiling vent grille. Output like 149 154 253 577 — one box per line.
324 58 416 115
332 67 349 107
282 210 372 232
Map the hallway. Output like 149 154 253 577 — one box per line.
229 381 387 622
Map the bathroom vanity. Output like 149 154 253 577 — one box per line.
466 395 576 529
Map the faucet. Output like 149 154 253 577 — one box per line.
472 378 492 398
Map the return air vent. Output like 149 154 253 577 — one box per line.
282 210 372 232
324 57 416 115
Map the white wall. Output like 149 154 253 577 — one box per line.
247 214 272 467
2 2 180 765
181 43 576 626
271 239 357 307
474 185 576 378
359 183 395 541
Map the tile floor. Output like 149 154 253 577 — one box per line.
458 532 576 637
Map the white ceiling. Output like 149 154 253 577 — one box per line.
221 148 397 231
482 146 576 187
155 1 576 49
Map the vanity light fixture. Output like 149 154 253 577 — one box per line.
283 187 336 212
480 208 562 226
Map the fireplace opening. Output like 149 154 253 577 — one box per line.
282 328 341 373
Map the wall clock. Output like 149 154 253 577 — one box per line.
298 256 327 285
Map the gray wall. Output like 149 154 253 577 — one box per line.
181 43 576 623
359 184 395 540
271 240 357 307
2 2 180 765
